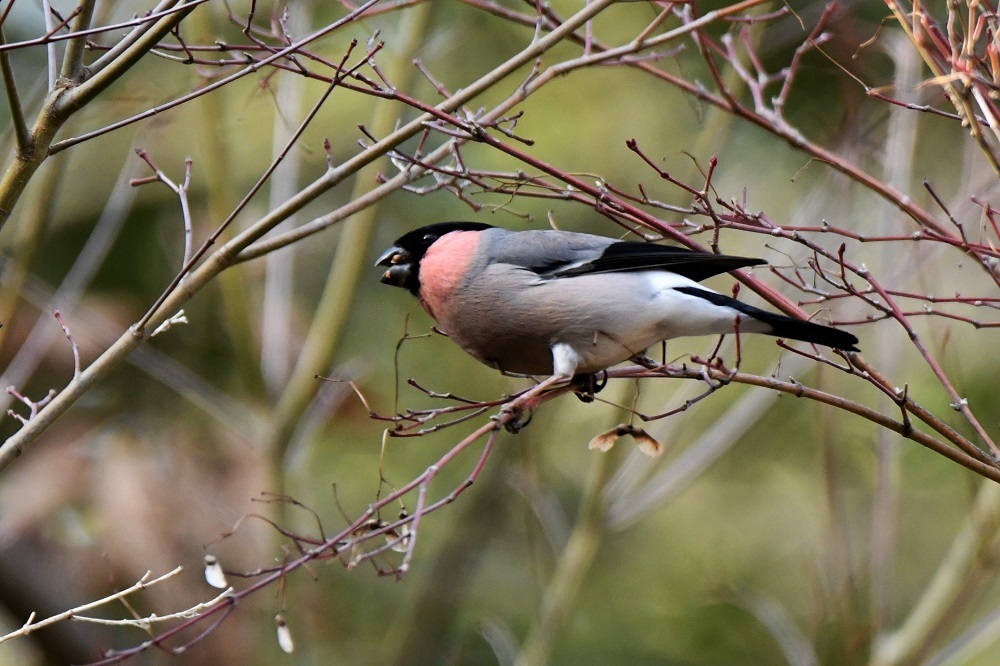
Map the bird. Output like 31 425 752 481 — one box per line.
376 222 859 381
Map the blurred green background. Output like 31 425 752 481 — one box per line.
0 1 997 664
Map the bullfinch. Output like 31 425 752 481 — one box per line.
376 222 859 380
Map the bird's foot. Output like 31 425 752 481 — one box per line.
497 405 533 433
571 371 608 403
497 374 569 433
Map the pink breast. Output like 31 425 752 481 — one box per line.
418 231 480 319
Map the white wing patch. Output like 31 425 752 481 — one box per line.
643 272 770 337
643 270 711 292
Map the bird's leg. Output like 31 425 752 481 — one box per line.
498 344 582 433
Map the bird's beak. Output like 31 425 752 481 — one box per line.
375 245 406 267
376 246 412 287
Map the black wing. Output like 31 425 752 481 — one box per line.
543 240 765 283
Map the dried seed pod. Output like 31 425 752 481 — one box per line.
588 424 664 457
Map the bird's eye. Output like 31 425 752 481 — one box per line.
422 234 437 243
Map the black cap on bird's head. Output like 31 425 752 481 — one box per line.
376 222 494 295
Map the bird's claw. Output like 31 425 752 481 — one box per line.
498 404 533 433
572 371 608 403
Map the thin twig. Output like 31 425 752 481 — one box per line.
0 27 29 152
0 567 187 644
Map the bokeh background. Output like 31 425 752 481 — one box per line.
0 1 998 664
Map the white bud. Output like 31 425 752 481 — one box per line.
203 554 227 589
275 614 294 653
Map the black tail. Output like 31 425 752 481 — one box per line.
741 307 860 351
675 287 860 352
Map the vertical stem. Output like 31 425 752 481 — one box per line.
267 1 435 473
0 149 69 356
190 9 261 393
818 388 858 622
41 0 58 88
0 27 30 152
517 441 622 666
0 86 67 230
871 481 1000 666
871 30 919 638
59 0 96 81
261 6 311 393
